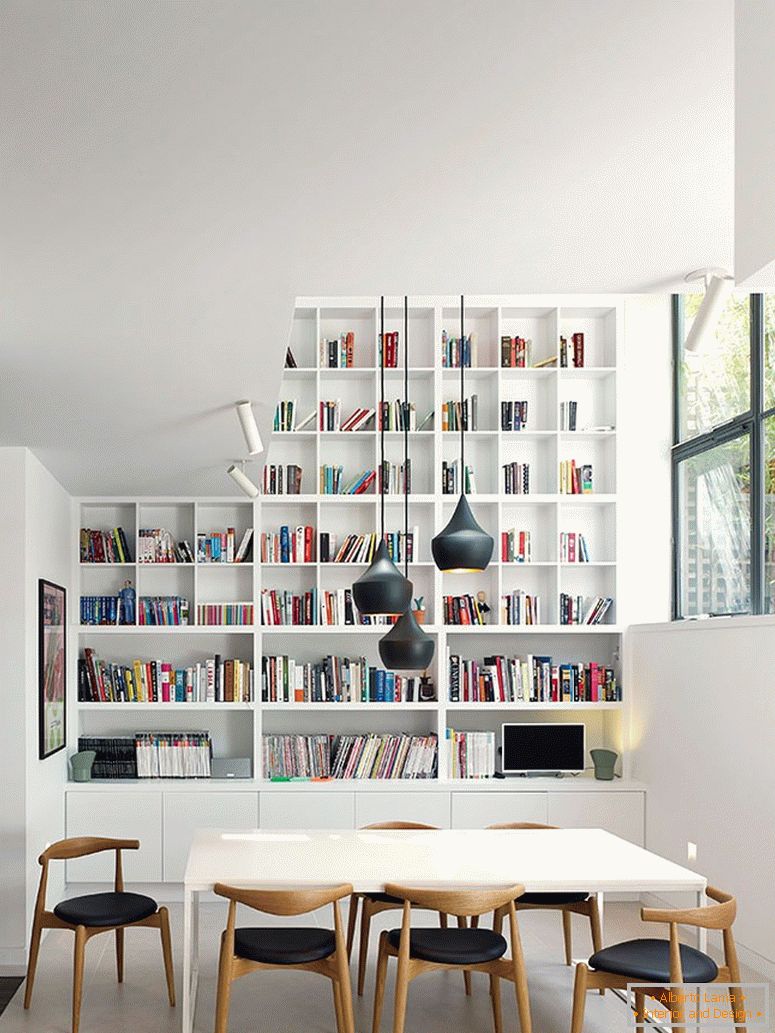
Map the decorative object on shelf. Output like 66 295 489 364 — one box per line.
38 579 66 760
412 596 426 624
69 750 95 782
476 591 491 623
227 459 259 498
419 675 435 702
119 579 136 625
352 296 412 617
236 399 264 455
590 748 618 780
379 297 435 672
432 296 493 573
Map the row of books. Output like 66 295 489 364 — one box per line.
78 736 137 778
501 528 532 563
78 648 253 702
136 732 212 778
559 532 590 563
442 460 476 494
443 594 489 626
559 400 578 431
501 400 529 431
262 733 438 780
559 332 585 368
441 395 478 432
197 528 253 563
274 399 300 432
441 330 477 368
320 466 376 495
448 654 619 703
261 525 315 564
560 594 613 625
197 603 254 626
446 729 496 779
139 529 194 564
378 400 428 431
502 591 541 625
139 596 190 625
261 654 430 703
503 462 531 494
379 330 401 368
339 406 375 432
261 588 326 626
379 459 411 495
262 465 303 495
80 527 132 563
559 461 593 494
501 335 532 368
320 332 355 368
80 595 132 626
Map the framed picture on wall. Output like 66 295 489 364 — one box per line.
39 579 66 759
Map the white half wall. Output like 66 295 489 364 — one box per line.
629 617 775 973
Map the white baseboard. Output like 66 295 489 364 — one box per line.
0 950 27 976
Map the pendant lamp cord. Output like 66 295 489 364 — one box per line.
460 293 465 489
379 294 385 537
403 295 409 579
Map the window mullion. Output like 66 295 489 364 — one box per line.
751 294 765 613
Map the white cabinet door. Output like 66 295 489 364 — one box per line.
547 792 644 845
451 792 547 829
66 791 163 882
163 792 259 882
260 792 355 829
355 793 450 829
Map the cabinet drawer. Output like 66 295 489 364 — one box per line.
163 792 259 882
547 792 644 845
451 792 547 829
355 793 450 829
259 792 355 829
66 791 163 882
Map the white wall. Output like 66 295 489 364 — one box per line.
0 448 72 972
629 618 775 973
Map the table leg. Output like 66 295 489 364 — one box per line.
696 890 707 953
596 892 605 943
182 888 192 1033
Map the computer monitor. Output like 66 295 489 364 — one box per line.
501 723 585 775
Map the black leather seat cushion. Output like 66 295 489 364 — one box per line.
590 938 718 983
519 892 590 906
365 892 403 905
234 927 336 965
387 927 507 965
54 892 158 928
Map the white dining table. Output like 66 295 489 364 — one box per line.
181 827 706 1033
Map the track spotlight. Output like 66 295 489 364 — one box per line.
683 269 734 354
236 400 263 455
227 461 259 498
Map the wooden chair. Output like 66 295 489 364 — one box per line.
570 886 745 1033
488 823 602 970
24 836 175 1033
346 822 455 997
372 883 532 1033
213 882 355 1033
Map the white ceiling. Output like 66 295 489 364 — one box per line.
0 0 734 494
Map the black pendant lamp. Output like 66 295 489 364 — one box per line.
380 297 435 671
352 297 412 617
431 295 494 573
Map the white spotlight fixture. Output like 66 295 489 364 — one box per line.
227 461 259 498
683 268 734 354
236 400 263 455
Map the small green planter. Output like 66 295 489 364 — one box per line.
590 748 617 781
70 750 96 782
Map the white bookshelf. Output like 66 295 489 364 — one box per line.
71 295 627 789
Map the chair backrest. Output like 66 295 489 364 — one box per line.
213 883 353 917
486 822 558 830
362 822 439 830
641 886 739 982
384 883 524 918
33 837 140 913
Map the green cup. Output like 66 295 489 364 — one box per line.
590 748 617 781
70 750 96 783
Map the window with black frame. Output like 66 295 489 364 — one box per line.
673 293 775 617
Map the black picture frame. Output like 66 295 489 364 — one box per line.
39 579 66 759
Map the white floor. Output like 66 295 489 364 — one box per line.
2 900 769 1033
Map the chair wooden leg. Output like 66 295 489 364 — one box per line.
570 963 588 1033
392 947 410 1033
346 894 359 959
372 932 389 1033
72 926 86 1033
634 990 646 1025
115 928 124 983
332 979 344 1033
458 915 472 995
23 917 43 1009
357 899 372 996
669 1004 686 1033
213 931 233 1033
159 907 176 1006
489 974 503 1033
562 910 573 966
587 897 604 994
335 942 356 1033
